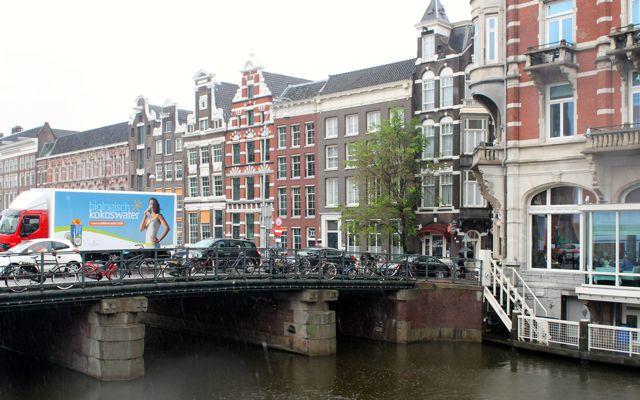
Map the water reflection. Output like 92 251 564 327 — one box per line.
0 330 639 400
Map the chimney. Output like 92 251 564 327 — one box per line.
11 125 23 134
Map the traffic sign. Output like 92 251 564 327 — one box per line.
275 217 283 227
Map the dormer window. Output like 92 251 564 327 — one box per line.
422 35 436 61
199 95 208 110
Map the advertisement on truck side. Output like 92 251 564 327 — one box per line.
51 191 176 249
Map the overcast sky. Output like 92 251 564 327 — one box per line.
0 0 470 133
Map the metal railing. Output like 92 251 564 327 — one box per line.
518 315 580 347
0 247 482 293
526 40 576 66
589 324 640 356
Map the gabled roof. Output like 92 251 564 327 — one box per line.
45 122 129 157
214 82 239 121
419 0 450 26
1 124 77 143
320 59 416 95
280 80 326 102
262 71 311 98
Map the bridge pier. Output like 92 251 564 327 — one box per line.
143 289 338 356
0 297 147 381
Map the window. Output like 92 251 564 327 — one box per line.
346 222 359 253
263 175 270 199
201 222 211 240
422 35 435 61
346 177 359 206
345 143 356 167
262 138 270 161
306 186 316 217
305 123 315 146
137 126 144 144
201 176 211 197
155 140 163 155
164 139 173 155
248 84 254 99
291 125 301 147
246 141 255 163
390 107 405 122
200 147 210 165
199 95 208 110
175 138 183 152
247 110 255 126
155 163 163 180
188 213 199 244
292 228 302 249
246 214 254 239
367 111 381 133
188 149 197 166
307 227 317 247
632 0 640 25
305 154 315 177
232 144 241 165
232 214 240 239
422 175 435 208
291 156 301 178
548 84 574 138
346 115 358 136
214 211 223 238
546 0 574 43
368 223 382 254
165 120 173 133
440 118 454 157
189 177 198 197
278 126 287 148
631 72 640 124
464 171 483 207
213 175 223 196
440 173 453 206
232 178 240 200
473 20 481 63
165 162 173 180
212 144 223 163
326 178 338 207
175 161 183 179
464 119 487 154
486 15 498 63
325 146 338 170
278 157 287 179
440 68 454 108
422 120 435 159
325 117 338 138
246 177 255 200
199 119 208 131
292 187 301 217
422 71 436 111
278 188 287 217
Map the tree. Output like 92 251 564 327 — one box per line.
341 111 433 253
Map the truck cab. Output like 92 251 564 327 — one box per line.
0 209 49 251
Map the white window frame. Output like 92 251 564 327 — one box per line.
277 126 287 149
199 119 208 131
345 114 359 136
546 0 574 44
439 118 454 158
463 170 484 207
305 122 315 146
422 34 436 61
201 175 211 197
440 173 453 207
485 15 498 63
212 144 223 163
325 117 338 138
278 157 287 179
440 68 454 108
325 178 338 207
155 163 163 181
175 161 183 179
188 149 198 166
200 147 210 165
422 175 435 208
346 177 359 206
291 124 301 147
165 162 173 181
547 83 575 139
155 140 163 155
632 0 640 25
213 175 223 196
291 155 301 179
345 143 356 168
325 145 338 170
305 154 315 178
422 71 436 111
422 120 435 159
473 20 481 64
292 187 301 217
463 118 487 155
630 71 640 124
306 186 316 217
278 188 287 217
366 111 381 133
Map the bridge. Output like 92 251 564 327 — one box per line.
0 248 484 381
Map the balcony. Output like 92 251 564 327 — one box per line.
471 144 503 169
607 24 640 76
583 124 640 155
524 41 578 89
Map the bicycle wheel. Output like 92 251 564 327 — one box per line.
11 265 37 292
244 259 258 276
160 261 181 282
322 262 338 280
137 258 156 279
188 259 208 281
345 265 358 280
296 258 310 278
52 262 79 290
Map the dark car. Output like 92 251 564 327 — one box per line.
296 247 356 267
407 255 451 278
173 239 261 265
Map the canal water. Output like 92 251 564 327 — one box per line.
1 329 639 400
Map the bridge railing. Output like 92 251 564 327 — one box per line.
0 246 481 293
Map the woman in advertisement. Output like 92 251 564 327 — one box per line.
139 197 170 249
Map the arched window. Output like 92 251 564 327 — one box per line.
529 186 595 271
624 186 640 203
440 67 454 108
422 119 435 159
422 71 435 111
439 117 454 158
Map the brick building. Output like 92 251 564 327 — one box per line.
183 70 238 244
271 81 325 249
224 55 309 247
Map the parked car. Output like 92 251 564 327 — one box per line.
0 239 81 271
296 247 356 267
407 255 451 278
173 239 261 265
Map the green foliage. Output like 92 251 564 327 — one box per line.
341 111 435 252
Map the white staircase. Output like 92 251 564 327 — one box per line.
483 259 547 332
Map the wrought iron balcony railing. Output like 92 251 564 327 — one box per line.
583 123 640 154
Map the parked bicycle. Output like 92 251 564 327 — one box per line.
301 255 337 280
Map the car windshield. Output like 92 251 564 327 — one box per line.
191 239 217 249
0 211 20 235
298 248 320 257
7 240 35 254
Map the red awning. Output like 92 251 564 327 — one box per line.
417 223 451 238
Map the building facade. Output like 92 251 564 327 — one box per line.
271 81 325 249
412 1 493 259
182 70 238 244
316 60 414 253
37 122 129 190
224 56 310 247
